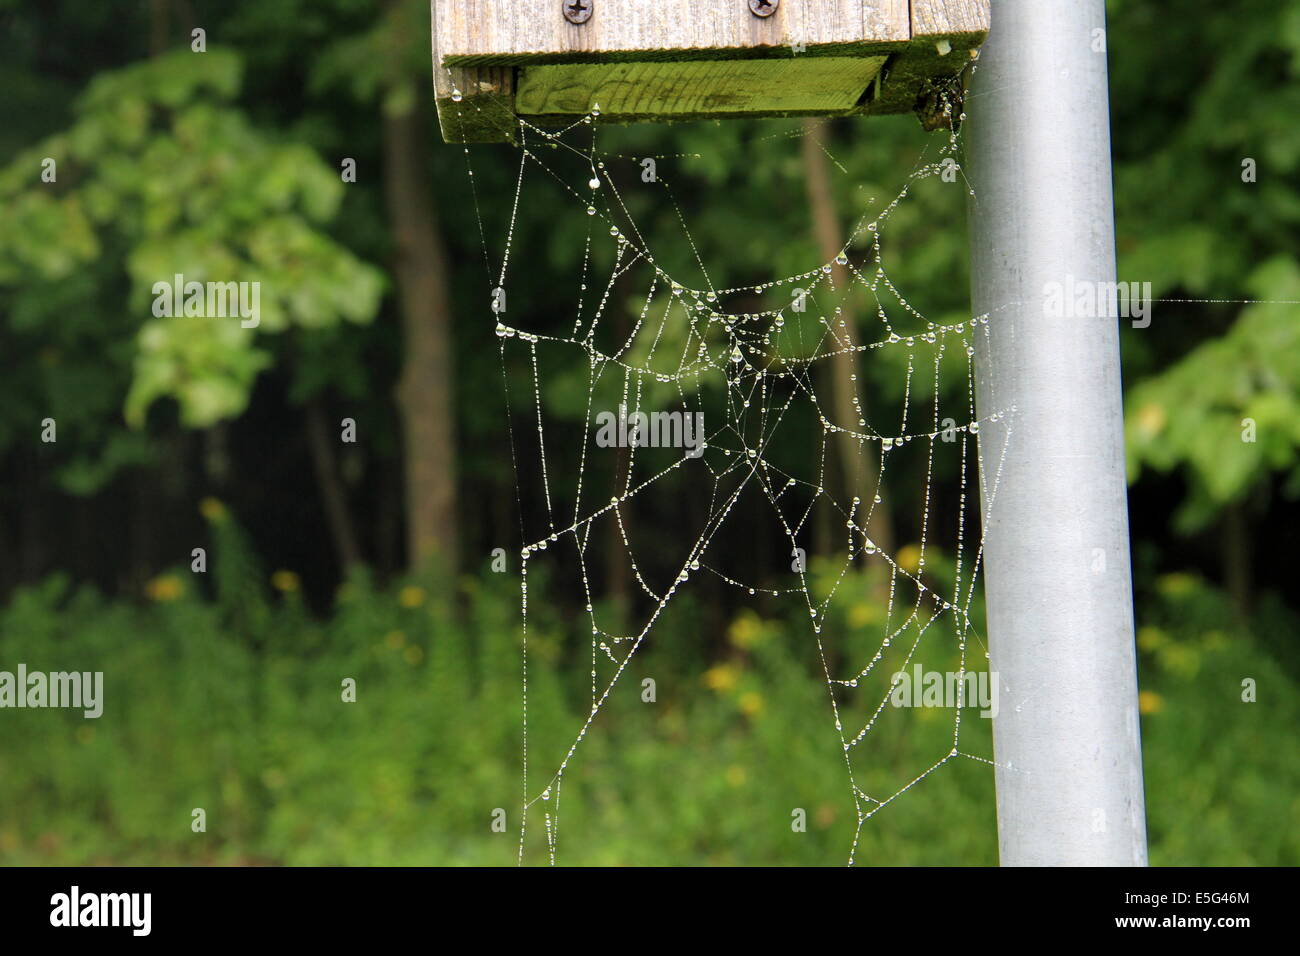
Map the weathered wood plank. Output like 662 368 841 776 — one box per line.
517 56 887 117
430 0 990 142
865 1 911 43
786 1 906 50
431 0 517 143
437 1 909 66
911 0 989 40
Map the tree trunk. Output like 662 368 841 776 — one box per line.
606 444 632 625
1222 501 1252 621
305 397 363 573
605 267 635 624
801 120 895 562
148 0 171 56
382 103 459 577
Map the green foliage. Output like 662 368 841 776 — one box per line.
1126 259 1300 529
0 48 384 444
1135 572 1300 865
0 0 1296 867
1113 0 1300 524
0 519 1292 864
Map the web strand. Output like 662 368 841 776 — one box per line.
448 72 1011 865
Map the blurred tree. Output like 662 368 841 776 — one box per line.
0 49 383 428
380 0 460 577
313 0 460 577
0 41 384 585
801 118 895 567
1111 0 1300 612
0 0 1295 621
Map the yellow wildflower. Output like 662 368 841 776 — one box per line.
704 665 738 693
398 585 426 608
1135 403 1167 438
897 543 923 574
271 570 300 593
1156 573 1197 598
1137 626 1167 653
728 611 764 649
849 602 879 629
198 497 227 522
145 574 183 602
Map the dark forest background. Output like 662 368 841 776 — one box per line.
0 0 1296 865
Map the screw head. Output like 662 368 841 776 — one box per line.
748 0 779 17
563 0 593 25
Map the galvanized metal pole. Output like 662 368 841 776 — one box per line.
966 0 1149 865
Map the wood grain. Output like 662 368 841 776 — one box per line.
516 56 888 117
865 1 911 44
911 0 990 39
430 1 991 142
436 1 910 66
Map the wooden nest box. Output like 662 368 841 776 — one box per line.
431 1 989 143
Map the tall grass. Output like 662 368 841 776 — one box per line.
0 515 1294 865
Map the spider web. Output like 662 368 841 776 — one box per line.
447 68 1014 865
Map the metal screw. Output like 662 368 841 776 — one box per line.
563 0 593 25
748 0 778 17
